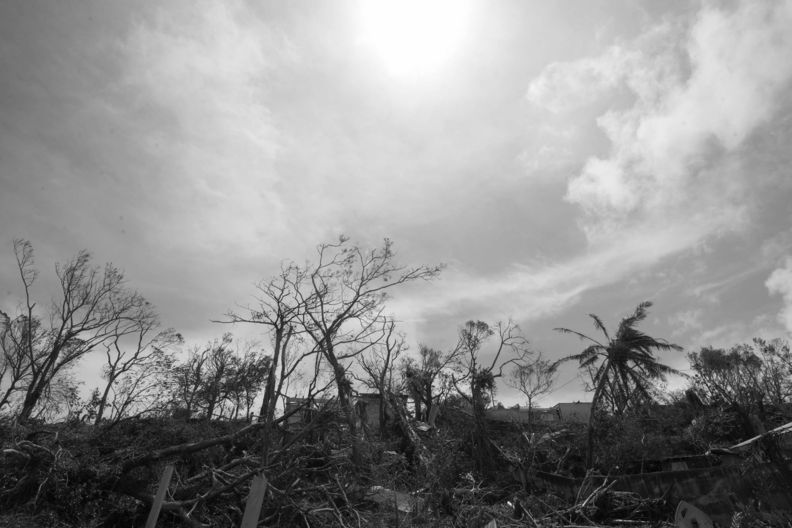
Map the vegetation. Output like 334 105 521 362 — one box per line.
554 302 682 467
1 239 791 527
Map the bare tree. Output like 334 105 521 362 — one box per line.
171 344 210 419
402 343 462 422
290 237 441 464
170 335 271 423
0 311 43 412
355 317 407 432
508 351 557 428
223 347 271 421
94 318 182 424
3 240 155 422
221 264 305 449
453 320 531 475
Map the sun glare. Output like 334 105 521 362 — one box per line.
358 0 471 77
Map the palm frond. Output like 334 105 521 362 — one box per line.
588 313 611 342
554 327 605 347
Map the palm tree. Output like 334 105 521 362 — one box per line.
554 301 682 468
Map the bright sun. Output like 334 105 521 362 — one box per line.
358 0 472 77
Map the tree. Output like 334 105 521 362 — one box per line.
554 301 682 468
355 318 407 432
292 237 441 464
221 263 306 451
401 343 461 422
170 335 270 422
223 347 271 421
688 338 792 433
508 351 557 428
2 240 155 422
94 318 181 424
0 311 43 412
453 320 531 476
754 338 792 406
171 343 210 418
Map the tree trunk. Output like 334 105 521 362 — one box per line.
471 385 493 478
18 375 47 423
378 393 387 435
326 351 362 466
94 376 116 425
585 381 606 469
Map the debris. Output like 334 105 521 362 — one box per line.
675 500 713 528
366 485 424 514
414 421 432 433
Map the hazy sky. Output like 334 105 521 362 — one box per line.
2 0 791 405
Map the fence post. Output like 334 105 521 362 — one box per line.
145 464 175 528
240 473 268 528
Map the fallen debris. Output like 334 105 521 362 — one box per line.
675 501 713 528
366 485 424 514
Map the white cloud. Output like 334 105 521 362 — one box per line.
529 1 792 243
766 257 792 333
668 309 703 337
392 213 718 326
525 46 630 114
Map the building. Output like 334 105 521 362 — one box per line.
485 401 592 425
551 402 592 424
283 392 407 433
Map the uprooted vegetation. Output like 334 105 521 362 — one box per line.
0 403 665 528
4 388 792 526
4 238 792 526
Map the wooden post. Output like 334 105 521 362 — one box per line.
240 473 268 528
145 464 174 528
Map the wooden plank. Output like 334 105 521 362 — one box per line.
145 464 174 528
240 473 268 528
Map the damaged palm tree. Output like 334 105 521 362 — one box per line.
554 301 682 468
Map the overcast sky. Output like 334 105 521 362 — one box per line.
2 0 792 405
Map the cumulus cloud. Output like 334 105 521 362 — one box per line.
766 257 792 333
525 46 630 114
529 1 792 240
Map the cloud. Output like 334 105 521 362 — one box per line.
391 212 718 330
120 1 287 255
525 46 630 114
528 1 792 243
668 309 703 337
766 257 792 333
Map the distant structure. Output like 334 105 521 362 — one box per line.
485 401 592 425
283 392 406 433
551 402 592 424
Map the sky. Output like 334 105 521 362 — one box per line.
1 0 791 406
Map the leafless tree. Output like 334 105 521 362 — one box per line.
0 311 42 412
453 320 531 475
2 240 156 422
95 318 182 424
171 344 210 419
281 237 441 463
401 342 463 422
508 351 557 428
221 263 306 448
355 317 407 432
